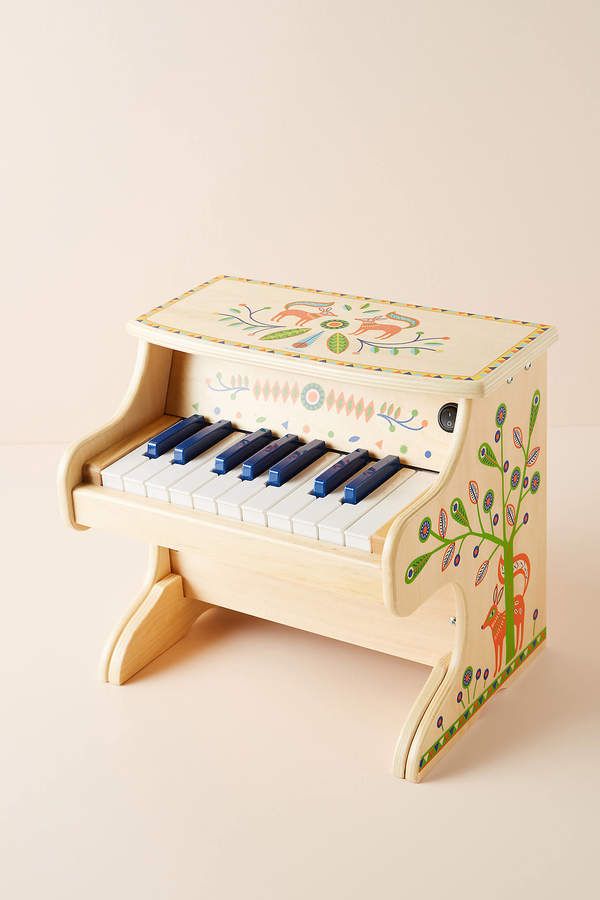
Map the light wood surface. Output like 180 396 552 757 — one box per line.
128 275 558 397
58 340 173 527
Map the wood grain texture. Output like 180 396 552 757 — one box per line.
101 548 209 685
58 340 173 528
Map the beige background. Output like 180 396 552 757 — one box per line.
1 1 599 443
2 3 599 898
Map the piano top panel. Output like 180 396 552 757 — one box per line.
128 276 558 397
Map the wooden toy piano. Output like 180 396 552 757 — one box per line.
59 275 557 780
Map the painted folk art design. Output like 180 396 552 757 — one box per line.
406 389 542 667
403 388 545 772
215 299 450 360
135 275 553 383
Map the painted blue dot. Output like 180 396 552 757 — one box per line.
424 450 432 459
348 435 360 442
214 407 221 415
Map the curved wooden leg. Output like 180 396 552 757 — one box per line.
393 653 450 778
101 546 209 685
401 583 546 781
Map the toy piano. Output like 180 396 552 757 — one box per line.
58 275 558 780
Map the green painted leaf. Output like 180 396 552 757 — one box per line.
478 442 500 468
327 333 349 354
529 390 541 435
405 551 435 584
450 497 470 527
259 328 310 341
344 304 352 311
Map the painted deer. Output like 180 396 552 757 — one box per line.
271 300 334 327
481 553 531 675
351 312 420 341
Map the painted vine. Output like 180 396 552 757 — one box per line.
405 389 542 666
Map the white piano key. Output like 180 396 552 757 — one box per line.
242 451 341 526
317 468 415 546
122 454 177 496
100 442 149 491
291 488 347 539
168 433 241 508
266 454 346 532
345 470 437 551
192 469 242 513
146 432 242 502
291 459 373 538
216 476 269 520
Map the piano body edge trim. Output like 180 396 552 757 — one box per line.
58 340 173 529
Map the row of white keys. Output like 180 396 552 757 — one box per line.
344 470 437 551
100 443 152 490
166 432 242 508
317 467 416 545
144 432 241 501
241 451 341 531
217 453 339 525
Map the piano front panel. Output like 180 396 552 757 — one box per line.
164 351 458 471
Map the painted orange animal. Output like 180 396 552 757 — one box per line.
271 300 334 327
351 313 420 341
481 553 531 675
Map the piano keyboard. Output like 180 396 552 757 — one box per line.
99 416 436 552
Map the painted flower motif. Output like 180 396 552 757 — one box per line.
483 668 489 680
462 666 473 688
533 608 539 620
530 470 541 494
457 691 463 704
524 475 529 489
453 554 461 566
495 404 507 427
476 668 482 680
494 429 501 443
493 513 499 526
503 459 509 473
300 383 325 411
437 715 443 729
510 466 521 489
468 480 479 504
419 517 432 543
523 512 529 524
321 318 349 330
473 545 480 558
483 489 494 512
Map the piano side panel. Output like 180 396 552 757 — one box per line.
386 357 549 778
58 340 173 528
384 357 547 622
164 350 459 471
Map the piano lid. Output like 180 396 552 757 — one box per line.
128 275 558 397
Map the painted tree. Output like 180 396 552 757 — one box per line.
405 389 542 665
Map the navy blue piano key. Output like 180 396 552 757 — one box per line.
146 415 206 458
313 448 371 497
213 428 273 474
172 420 233 465
240 434 301 481
343 455 402 505
267 439 327 487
